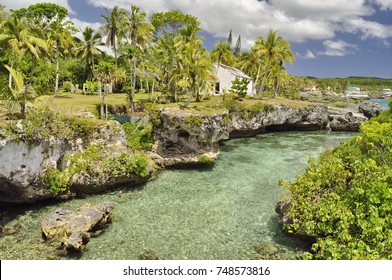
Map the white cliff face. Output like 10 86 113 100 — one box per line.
0 120 137 204
154 105 331 165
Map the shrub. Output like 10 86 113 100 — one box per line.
281 115 392 259
42 168 70 197
184 116 203 126
197 154 215 165
122 121 154 151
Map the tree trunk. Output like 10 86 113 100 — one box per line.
55 43 60 97
8 54 16 89
98 81 104 119
258 57 272 99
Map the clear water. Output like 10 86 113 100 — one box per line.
0 131 354 260
369 98 389 110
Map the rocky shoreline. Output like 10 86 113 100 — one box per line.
0 101 381 205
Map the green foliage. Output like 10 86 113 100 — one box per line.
184 116 203 126
61 81 72 92
42 168 69 197
122 121 154 151
222 100 274 120
281 113 392 259
230 77 249 98
42 144 149 196
84 80 98 95
6 106 103 145
197 154 214 165
145 104 162 126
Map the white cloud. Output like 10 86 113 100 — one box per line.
344 18 392 39
305 50 316 59
85 0 391 50
373 0 392 10
318 40 358 56
4 0 392 52
70 17 102 33
2 0 74 14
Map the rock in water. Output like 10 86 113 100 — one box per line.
41 203 115 252
358 101 381 119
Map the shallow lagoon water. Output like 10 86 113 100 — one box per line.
0 131 354 260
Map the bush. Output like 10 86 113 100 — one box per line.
281 115 392 259
122 121 154 151
197 154 215 165
61 81 72 92
43 168 70 197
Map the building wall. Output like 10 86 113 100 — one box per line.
215 64 254 96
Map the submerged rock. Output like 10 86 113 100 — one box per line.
41 203 115 252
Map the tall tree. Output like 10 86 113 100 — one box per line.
75 27 104 80
227 29 232 47
3 65 36 118
0 14 47 87
123 5 154 107
100 6 126 67
257 30 291 99
211 41 234 74
47 17 75 96
270 39 294 98
151 10 199 40
233 35 241 57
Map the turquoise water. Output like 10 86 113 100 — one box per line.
0 131 354 260
369 98 389 110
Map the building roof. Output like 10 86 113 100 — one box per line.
214 63 253 80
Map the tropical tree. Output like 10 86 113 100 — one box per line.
270 40 294 98
151 10 200 40
47 18 75 96
123 5 154 106
0 14 47 87
211 41 234 73
75 26 104 80
175 43 214 102
257 30 293 99
238 51 260 95
3 65 36 118
100 6 126 66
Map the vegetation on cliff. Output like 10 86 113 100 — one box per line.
280 106 392 259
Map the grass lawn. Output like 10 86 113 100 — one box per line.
35 93 131 115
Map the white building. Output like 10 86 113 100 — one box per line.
214 63 254 96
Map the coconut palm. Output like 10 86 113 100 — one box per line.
176 43 214 102
238 51 260 96
0 14 47 87
270 40 294 98
100 6 126 67
257 30 293 99
123 5 154 105
211 41 234 74
3 65 36 118
47 17 75 96
75 26 104 80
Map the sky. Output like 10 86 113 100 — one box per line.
2 0 392 78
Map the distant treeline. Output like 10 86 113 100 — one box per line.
308 76 392 92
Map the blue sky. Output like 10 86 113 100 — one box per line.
3 0 392 78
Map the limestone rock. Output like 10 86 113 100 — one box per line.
41 203 115 252
329 112 367 131
358 101 381 119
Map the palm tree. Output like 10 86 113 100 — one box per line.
211 41 234 74
47 18 75 96
270 40 294 98
257 30 292 99
0 15 47 88
176 43 214 102
123 5 154 104
3 65 36 118
75 26 104 80
100 6 126 67
238 51 260 96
